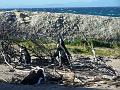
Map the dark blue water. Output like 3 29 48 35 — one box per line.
0 7 120 17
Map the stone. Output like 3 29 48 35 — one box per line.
0 11 120 40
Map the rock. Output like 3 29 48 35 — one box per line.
0 11 120 40
108 81 120 87
93 76 102 82
74 77 82 83
61 71 75 83
102 75 115 81
73 77 84 86
112 76 120 81
86 76 102 82
99 81 107 84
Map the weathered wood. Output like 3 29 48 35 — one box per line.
1 52 14 71
81 32 97 61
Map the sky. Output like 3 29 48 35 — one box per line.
0 0 120 8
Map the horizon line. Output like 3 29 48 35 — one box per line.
0 6 120 9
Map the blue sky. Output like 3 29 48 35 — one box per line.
0 0 120 8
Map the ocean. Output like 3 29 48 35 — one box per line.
0 7 120 17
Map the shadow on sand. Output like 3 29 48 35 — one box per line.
0 83 109 90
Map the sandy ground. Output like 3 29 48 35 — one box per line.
106 59 120 75
0 56 120 90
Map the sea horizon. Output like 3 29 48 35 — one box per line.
0 7 120 17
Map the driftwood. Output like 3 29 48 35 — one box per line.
81 32 97 61
1 52 14 71
1 47 26 72
0 78 8 83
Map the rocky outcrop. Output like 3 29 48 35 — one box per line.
0 11 120 41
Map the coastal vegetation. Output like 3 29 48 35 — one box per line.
0 11 120 58
0 11 120 89
5 38 119 57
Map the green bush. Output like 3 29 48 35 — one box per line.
91 39 112 48
65 38 114 48
64 38 86 46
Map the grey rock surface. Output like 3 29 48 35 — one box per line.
0 11 120 40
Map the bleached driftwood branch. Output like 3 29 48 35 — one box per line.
81 32 97 61
1 52 15 70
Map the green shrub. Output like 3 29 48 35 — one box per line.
64 38 86 46
91 39 112 48
65 38 114 48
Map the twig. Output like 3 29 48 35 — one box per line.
1 52 15 70
0 78 8 83
81 32 97 61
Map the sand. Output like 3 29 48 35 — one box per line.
0 56 120 90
